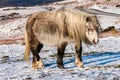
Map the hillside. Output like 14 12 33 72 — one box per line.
0 0 120 80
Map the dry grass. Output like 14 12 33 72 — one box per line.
99 26 120 38
0 38 24 44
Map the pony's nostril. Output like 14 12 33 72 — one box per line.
93 39 95 44
93 39 99 44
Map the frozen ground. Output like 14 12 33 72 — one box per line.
0 0 120 80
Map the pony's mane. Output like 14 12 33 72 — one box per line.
62 9 99 44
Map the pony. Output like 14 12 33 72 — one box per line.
24 9 100 69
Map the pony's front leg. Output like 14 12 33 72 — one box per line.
57 42 67 69
75 41 83 68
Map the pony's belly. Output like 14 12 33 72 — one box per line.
37 35 73 46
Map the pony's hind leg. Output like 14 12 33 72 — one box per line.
30 40 44 69
57 42 67 69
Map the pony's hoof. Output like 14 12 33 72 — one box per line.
75 62 83 68
32 60 44 69
58 66 65 69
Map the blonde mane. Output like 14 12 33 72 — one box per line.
63 9 99 43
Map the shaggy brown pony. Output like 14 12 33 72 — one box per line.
24 9 100 69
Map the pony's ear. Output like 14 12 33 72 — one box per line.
86 17 91 22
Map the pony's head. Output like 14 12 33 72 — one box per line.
84 16 100 45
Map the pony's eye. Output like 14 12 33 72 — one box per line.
88 28 90 31
88 28 94 31
91 29 94 31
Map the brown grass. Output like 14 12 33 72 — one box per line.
0 38 24 44
99 26 120 38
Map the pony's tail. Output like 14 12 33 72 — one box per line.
24 29 30 61
24 14 36 61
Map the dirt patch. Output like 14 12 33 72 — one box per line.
99 26 120 38
0 13 29 26
3 7 26 11
0 38 24 44
0 13 21 21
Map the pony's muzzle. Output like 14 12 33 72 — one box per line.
93 39 99 45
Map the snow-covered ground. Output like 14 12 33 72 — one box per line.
0 36 120 80
0 0 120 80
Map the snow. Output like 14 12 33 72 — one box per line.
98 15 120 29
0 0 120 80
0 18 26 32
89 4 120 14
0 36 120 79
88 3 120 29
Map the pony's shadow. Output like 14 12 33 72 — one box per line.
44 51 120 69
83 51 120 66
44 58 75 69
